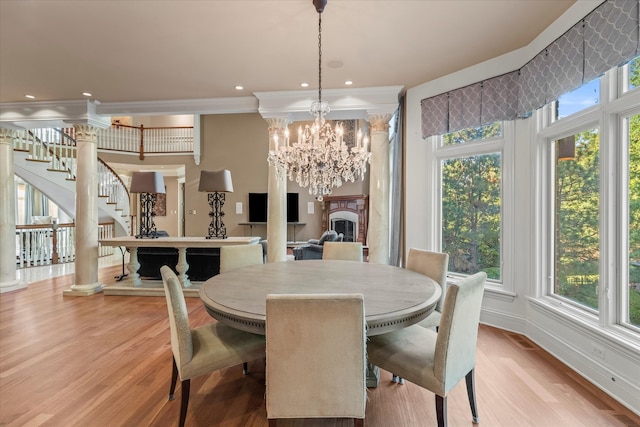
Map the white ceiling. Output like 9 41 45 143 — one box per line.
0 0 576 105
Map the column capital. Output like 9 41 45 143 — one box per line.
265 116 292 131
265 117 292 151
367 113 392 133
73 123 100 142
0 127 16 145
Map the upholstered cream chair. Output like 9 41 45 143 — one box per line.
160 266 265 427
391 249 449 384
367 272 486 427
266 293 366 427
407 248 449 329
219 244 264 273
322 241 363 261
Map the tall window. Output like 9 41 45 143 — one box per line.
553 129 600 310
625 112 640 328
544 57 640 334
440 124 504 281
624 56 640 328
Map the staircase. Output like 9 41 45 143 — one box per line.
12 128 131 237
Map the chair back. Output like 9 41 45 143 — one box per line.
219 244 264 273
406 248 449 311
322 242 363 261
160 265 193 375
434 272 486 393
266 293 366 420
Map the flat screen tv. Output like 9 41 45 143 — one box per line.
287 192 299 223
248 192 299 223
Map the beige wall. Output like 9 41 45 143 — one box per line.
153 177 179 236
100 112 369 242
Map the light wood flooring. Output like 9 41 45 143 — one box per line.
1 265 639 427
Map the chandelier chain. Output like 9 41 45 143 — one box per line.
318 12 322 104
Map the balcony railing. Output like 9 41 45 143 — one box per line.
98 123 194 159
15 222 115 268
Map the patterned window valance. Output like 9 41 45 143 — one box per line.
421 0 640 139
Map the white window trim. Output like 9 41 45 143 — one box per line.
431 122 515 295
535 66 640 345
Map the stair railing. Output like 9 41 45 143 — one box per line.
12 128 131 235
98 160 131 223
13 127 77 180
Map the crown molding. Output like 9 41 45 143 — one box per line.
96 96 259 116
0 100 111 130
254 86 404 121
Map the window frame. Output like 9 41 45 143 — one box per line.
537 65 640 341
432 122 515 294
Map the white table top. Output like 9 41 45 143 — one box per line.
200 260 441 336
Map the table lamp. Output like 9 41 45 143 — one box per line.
198 169 234 239
130 171 166 238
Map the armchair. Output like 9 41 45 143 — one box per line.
292 230 342 260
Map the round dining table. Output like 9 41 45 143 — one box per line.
199 260 441 336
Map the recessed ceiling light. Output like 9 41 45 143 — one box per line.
235 85 243 90
25 94 35 99
82 92 92 97
300 82 309 88
345 81 353 86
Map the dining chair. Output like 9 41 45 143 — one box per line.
322 241 363 261
219 243 264 273
407 248 449 330
265 293 366 427
367 272 487 427
391 248 449 384
160 266 265 427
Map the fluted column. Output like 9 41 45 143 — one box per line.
64 124 102 296
266 117 289 263
0 128 26 293
367 114 392 264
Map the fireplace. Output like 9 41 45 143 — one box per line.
322 195 368 245
330 210 360 242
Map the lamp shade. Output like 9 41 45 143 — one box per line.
130 171 166 194
198 170 234 193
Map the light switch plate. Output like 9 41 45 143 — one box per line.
307 202 315 215
236 202 243 214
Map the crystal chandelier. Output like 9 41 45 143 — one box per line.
267 0 371 201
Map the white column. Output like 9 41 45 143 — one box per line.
0 128 26 293
64 124 102 296
367 114 392 264
266 117 289 263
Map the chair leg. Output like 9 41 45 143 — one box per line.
391 374 405 384
179 379 190 427
169 356 178 401
465 369 480 424
435 394 447 427
243 362 248 375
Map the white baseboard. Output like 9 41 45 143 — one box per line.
526 319 640 417
480 306 526 334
